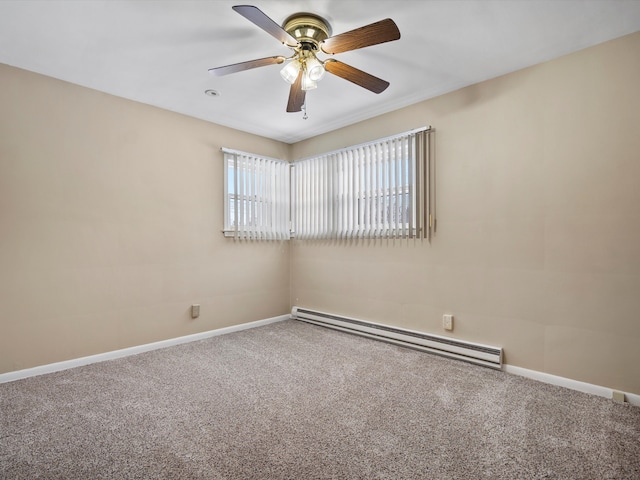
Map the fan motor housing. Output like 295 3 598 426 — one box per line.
283 13 332 48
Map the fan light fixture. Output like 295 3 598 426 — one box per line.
280 52 325 91
208 6 401 114
278 14 330 92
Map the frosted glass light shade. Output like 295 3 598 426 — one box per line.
301 72 317 91
280 60 301 84
307 57 325 81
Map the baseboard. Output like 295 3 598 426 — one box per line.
0 314 290 384
4 317 637 407
504 364 640 407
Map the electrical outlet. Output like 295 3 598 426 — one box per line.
612 390 625 403
443 314 453 331
191 304 200 319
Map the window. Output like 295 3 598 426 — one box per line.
221 127 432 241
223 149 290 240
292 127 432 239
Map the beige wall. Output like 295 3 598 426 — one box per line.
2 31 639 396
290 32 640 394
0 64 290 373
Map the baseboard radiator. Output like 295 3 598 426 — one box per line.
291 307 503 369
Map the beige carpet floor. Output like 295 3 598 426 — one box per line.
1 319 639 479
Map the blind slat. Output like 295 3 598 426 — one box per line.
408 135 414 239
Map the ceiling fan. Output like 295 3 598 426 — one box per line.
208 5 401 113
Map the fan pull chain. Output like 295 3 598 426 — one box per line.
303 101 308 120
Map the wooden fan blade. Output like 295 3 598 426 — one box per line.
324 60 390 94
233 5 299 47
286 70 306 112
208 56 285 76
321 18 400 55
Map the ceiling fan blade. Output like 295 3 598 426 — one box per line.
232 5 299 47
208 56 286 76
324 60 390 94
287 70 306 112
321 18 400 55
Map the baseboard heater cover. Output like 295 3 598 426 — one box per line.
291 307 503 369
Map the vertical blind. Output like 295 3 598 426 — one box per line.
292 127 431 239
223 150 290 240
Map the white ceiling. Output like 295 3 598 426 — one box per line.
2 0 640 144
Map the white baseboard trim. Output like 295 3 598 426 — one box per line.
0 314 290 384
3 318 637 407
504 364 640 407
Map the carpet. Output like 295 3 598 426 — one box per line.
1 319 639 479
